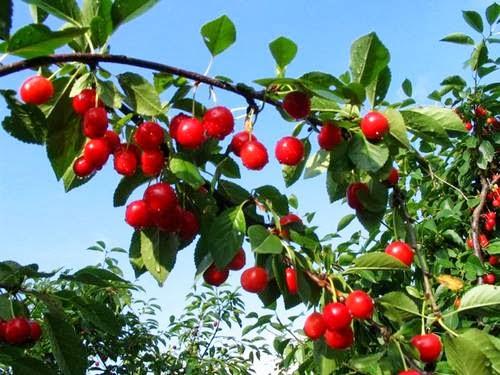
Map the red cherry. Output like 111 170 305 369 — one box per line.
5 317 31 345
275 136 305 166
20 75 54 105
485 218 496 232
240 266 268 293
475 106 488 117
323 302 352 330
0 320 6 341
399 370 421 375
282 91 311 120
303 312 326 340
202 106 235 140
176 117 206 149
346 182 369 210
345 290 374 320
228 249 246 271
318 122 343 150
143 183 177 215
385 241 414 266
28 321 42 342
494 199 500 208
140 149 165 176
360 111 389 141
125 200 151 228
73 156 95 177
72 89 103 115
113 149 138 176
479 234 490 248
179 210 199 241
465 122 473 131
411 333 442 363
103 130 121 152
285 267 298 294
324 327 354 350
83 107 108 138
169 113 189 140
240 140 269 170
280 213 302 227
134 121 165 150
466 237 473 249
83 138 110 168
230 131 257 157
154 205 182 233
203 264 229 286
483 273 496 284
386 167 399 187
489 256 498 267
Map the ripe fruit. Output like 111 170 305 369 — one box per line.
385 241 414 266
20 75 54 104
73 156 95 177
143 183 177 214
125 200 151 228
399 370 421 375
203 264 229 286
465 121 473 131
230 131 257 157
175 117 206 149
0 320 6 341
114 149 138 176
285 267 298 294
140 149 165 176
386 167 399 187
169 113 189 140
134 121 165 150
280 213 302 227
411 333 442 363
489 255 498 267
103 130 121 152
83 107 108 138
4 317 31 345
83 138 110 168
466 237 473 249
240 266 268 293
346 182 369 210
154 206 182 233
480 234 489 248
28 321 42 342
202 106 235 139
324 327 354 350
323 303 352 330
303 312 326 340
179 210 199 241
282 91 311 120
483 273 496 284
240 140 269 170
475 106 487 117
318 122 342 150
345 290 374 320
228 249 246 271
275 136 305 166
72 88 103 114
360 111 389 141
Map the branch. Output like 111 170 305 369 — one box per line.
471 174 488 272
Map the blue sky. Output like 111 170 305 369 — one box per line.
0 0 492 349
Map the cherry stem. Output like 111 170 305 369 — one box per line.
394 339 408 371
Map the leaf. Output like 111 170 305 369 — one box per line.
111 0 160 28
45 313 86 375
269 36 298 71
384 108 410 148
486 240 500 254
113 173 149 207
440 32 475 45
200 15 236 57
0 0 12 40
140 228 179 285
6 24 87 58
282 138 311 187
436 274 464 291
0 89 47 144
463 10 484 33
456 285 500 315
337 214 356 232
352 252 408 270
410 107 466 134
118 72 162 116
400 108 450 146
65 266 127 286
248 225 283 254
22 0 82 25
366 66 391 107
402 78 412 97
73 299 121 335
254 185 289 216
462 329 500 373
170 156 204 189
349 32 390 87
348 133 389 173
477 140 494 169
470 41 488 71
304 149 330 179
486 3 500 25
378 292 419 322
129 230 146 278
9 354 55 375
326 142 351 203
444 334 489 375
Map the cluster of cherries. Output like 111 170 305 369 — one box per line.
462 105 499 133
0 317 42 346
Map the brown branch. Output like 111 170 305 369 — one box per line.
471 174 488 274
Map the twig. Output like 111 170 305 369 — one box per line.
471 174 488 271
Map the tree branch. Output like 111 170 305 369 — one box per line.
471 174 488 273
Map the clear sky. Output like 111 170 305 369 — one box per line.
0 0 494 370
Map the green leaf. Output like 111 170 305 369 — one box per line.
366 66 391 107
45 313 86 375
463 10 484 33
326 142 351 203
6 24 87 58
402 78 412 97
348 133 389 173
129 230 146 278
0 89 47 144
470 41 488 71
462 329 500 373
486 3 500 25
378 292 419 322
456 285 500 315
304 149 330 179
349 353 384 375
444 334 489 375
400 108 451 146
269 36 298 71
111 0 160 29
74 299 121 335
10 354 55 375
352 252 408 270
170 156 204 189
477 140 494 169
113 173 149 207
200 15 236 57
140 228 179 285
337 214 356 232
118 72 162 116
248 225 283 254
486 240 500 254
22 0 82 25
349 32 390 87
65 266 127 286
254 185 289 216
440 32 475 45
282 138 311 187
384 108 410 148
409 107 466 134
0 0 12 40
